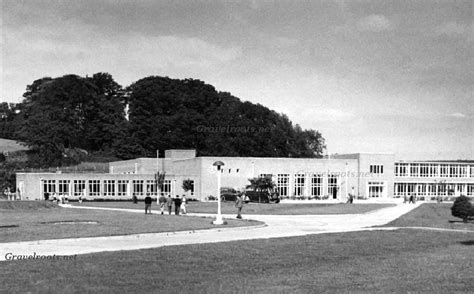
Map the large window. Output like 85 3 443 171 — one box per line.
132 180 144 197
449 165 459 177
293 173 305 196
467 184 474 196
417 183 427 196
43 180 56 195
429 164 438 177
471 166 474 178
104 180 115 197
328 175 338 199
277 174 289 197
419 164 429 177
73 180 85 197
89 180 100 197
410 164 419 177
440 165 449 177
146 180 157 196
438 184 447 196
310 174 323 197
118 180 128 197
162 180 171 196
58 180 70 195
394 183 407 197
459 165 468 178
427 184 436 196
406 183 416 195
368 181 385 198
395 163 408 177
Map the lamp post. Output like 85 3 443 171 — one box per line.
213 161 225 225
345 162 348 201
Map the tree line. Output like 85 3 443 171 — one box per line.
1 73 326 168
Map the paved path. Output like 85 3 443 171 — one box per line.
0 203 424 261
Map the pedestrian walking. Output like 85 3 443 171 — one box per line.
158 193 167 215
403 194 409 204
235 194 243 219
144 193 152 214
173 195 182 216
346 193 354 204
181 194 187 214
166 195 173 215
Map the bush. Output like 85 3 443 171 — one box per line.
451 195 474 223
207 195 217 201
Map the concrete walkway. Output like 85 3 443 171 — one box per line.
0 203 423 261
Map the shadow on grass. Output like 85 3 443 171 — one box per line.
0 225 19 228
459 240 474 246
448 220 474 224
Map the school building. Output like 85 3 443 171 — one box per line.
16 149 474 201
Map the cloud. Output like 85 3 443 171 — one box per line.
357 15 393 32
130 35 242 67
300 107 355 123
2 20 242 100
272 36 298 48
449 112 470 119
435 21 468 36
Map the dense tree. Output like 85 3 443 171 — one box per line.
85 73 127 151
17 74 126 166
126 76 326 158
0 102 23 140
13 73 326 166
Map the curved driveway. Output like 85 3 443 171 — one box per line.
0 203 422 261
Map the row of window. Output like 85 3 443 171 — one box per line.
369 165 384 174
42 179 193 197
395 163 473 178
394 183 474 196
262 174 338 197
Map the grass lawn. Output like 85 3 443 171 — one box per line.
74 200 394 215
2 229 473 293
384 203 474 231
0 201 261 242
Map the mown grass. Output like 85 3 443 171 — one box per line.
2 229 473 293
0 201 261 242
384 203 474 230
74 200 394 215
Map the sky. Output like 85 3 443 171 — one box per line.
1 0 473 160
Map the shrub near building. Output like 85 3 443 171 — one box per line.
451 195 474 223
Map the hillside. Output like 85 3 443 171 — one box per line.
0 138 28 153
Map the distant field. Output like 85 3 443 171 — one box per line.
74 201 394 215
0 201 261 242
383 203 474 230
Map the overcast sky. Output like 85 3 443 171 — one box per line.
1 0 472 160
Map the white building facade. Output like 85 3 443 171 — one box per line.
16 150 474 201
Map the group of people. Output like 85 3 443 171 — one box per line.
44 192 69 204
403 194 417 204
145 193 245 219
3 187 21 200
144 193 187 215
